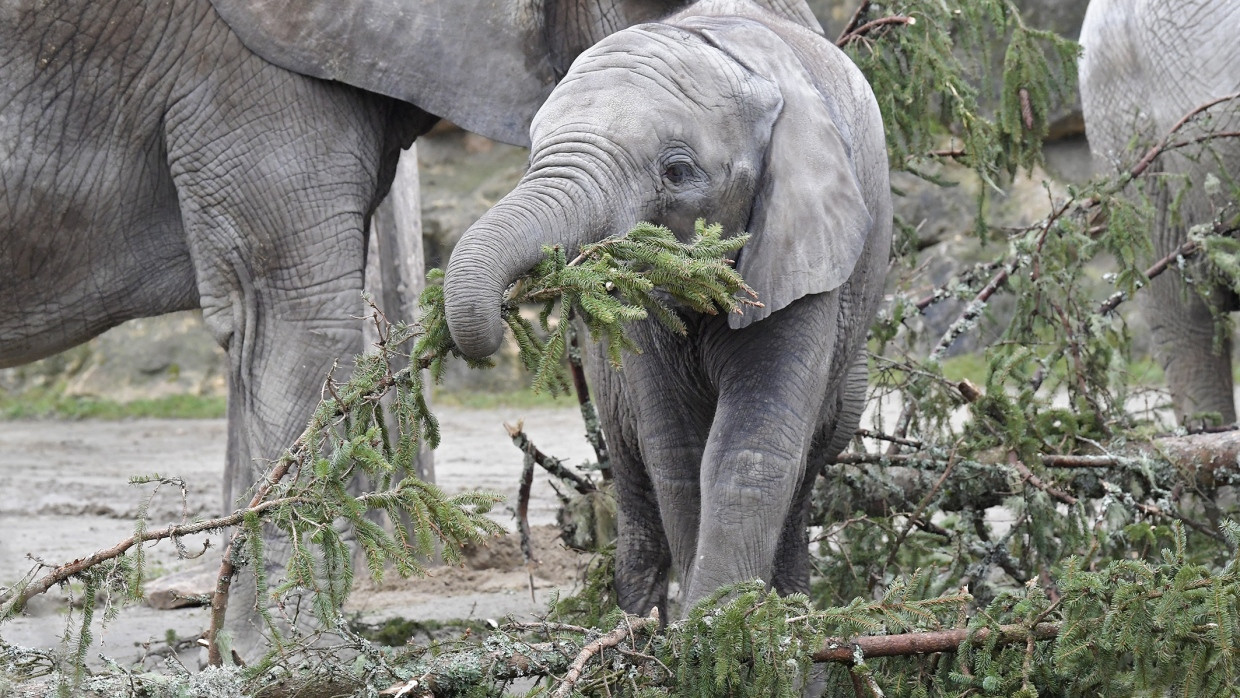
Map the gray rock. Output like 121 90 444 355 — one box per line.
144 563 217 610
0 311 227 401
63 312 226 401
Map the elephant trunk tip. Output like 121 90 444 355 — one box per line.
443 256 509 360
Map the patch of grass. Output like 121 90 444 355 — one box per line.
0 389 226 420
1126 356 1165 387
431 387 571 410
939 353 990 385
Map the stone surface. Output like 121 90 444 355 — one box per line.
0 311 227 400
144 563 217 610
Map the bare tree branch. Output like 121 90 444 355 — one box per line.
551 609 660 698
813 623 1060 663
1128 92 1240 180
0 494 310 617
505 421 597 495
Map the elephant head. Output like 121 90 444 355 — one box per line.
443 1 876 357
208 0 823 147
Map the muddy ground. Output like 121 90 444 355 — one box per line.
0 406 597 667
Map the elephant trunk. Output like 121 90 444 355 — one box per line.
444 177 603 359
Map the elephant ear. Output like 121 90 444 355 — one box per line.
683 15 873 329
208 0 692 146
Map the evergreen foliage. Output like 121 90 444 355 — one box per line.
418 219 757 395
515 220 754 382
841 0 1079 253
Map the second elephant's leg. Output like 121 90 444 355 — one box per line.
1144 182 1237 426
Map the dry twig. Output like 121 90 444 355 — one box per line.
551 608 660 698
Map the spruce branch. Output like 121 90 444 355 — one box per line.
550 608 660 698
0 494 310 619
513 219 759 379
1126 91 1240 182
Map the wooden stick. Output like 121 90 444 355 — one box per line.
551 609 659 698
0 495 308 615
814 623 1060 663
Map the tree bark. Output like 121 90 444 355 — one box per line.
367 145 434 483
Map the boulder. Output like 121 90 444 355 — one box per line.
144 563 217 610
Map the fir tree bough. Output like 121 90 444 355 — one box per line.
419 218 758 395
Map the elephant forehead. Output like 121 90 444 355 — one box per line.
567 27 751 103
533 56 756 145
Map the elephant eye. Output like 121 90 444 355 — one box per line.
662 162 694 186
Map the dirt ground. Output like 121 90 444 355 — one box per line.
0 406 597 667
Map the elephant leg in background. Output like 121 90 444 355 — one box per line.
585 333 690 619
165 65 396 652
1144 177 1237 426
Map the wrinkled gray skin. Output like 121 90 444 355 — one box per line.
1080 0 1240 425
445 0 892 616
0 0 822 654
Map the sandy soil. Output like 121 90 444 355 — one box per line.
0 406 597 667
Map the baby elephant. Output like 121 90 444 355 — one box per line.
444 0 892 616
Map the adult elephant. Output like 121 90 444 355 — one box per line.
0 0 822 653
1079 0 1240 426
444 0 891 616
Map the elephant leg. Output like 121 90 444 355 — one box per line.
590 325 714 616
683 296 841 611
772 352 867 595
1144 183 1237 426
608 412 674 618
164 67 396 655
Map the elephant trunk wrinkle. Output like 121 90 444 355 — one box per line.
444 181 603 359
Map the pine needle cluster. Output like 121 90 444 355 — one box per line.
842 0 1078 253
513 220 755 393
232 319 507 654
418 219 756 395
